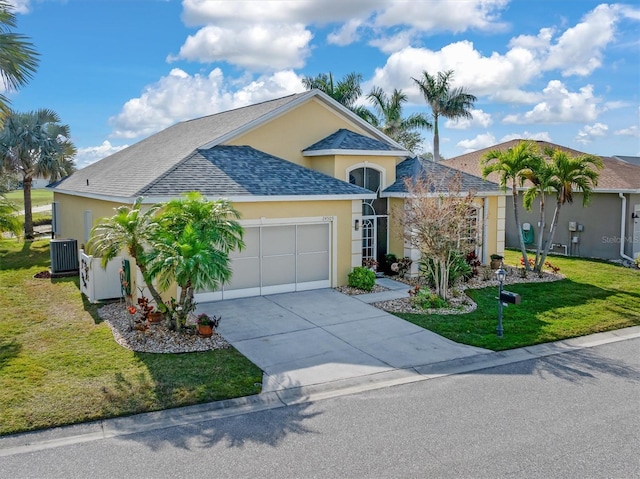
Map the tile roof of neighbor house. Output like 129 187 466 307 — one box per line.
139 145 375 198
443 139 640 192
382 156 501 195
303 128 401 152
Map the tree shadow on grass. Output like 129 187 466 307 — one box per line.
0 339 22 372
107 354 321 452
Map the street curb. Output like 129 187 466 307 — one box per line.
1 326 638 456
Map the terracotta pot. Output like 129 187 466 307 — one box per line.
490 259 502 270
197 324 213 338
148 311 163 324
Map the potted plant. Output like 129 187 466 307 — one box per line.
147 307 163 324
196 313 220 338
490 254 503 270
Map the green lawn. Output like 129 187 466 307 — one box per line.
396 250 640 350
4 189 53 210
0 238 262 436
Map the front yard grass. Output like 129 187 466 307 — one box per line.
396 250 640 351
0 238 262 436
4 189 53 210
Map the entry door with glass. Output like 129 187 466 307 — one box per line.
349 167 388 263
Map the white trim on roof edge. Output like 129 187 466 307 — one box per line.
51 187 376 203
303 149 406 157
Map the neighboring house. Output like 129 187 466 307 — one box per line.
50 90 505 301
444 140 640 262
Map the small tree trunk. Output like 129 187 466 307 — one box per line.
533 195 546 273
538 200 562 269
23 177 34 240
512 184 531 271
136 262 165 310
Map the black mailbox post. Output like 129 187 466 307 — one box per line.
500 291 521 305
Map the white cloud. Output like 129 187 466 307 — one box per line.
373 0 509 34
75 141 129 169
614 125 640 138
109 68 304 140
7 0 30 14
456 133 497 152
446 109 492 129
544 4 620 76
170 24 313 71
502 80 600 124
328 18 363 46
575 122 608 144
500 131 552 142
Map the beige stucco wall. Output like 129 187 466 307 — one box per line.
55 191 357 289
227 97 371 168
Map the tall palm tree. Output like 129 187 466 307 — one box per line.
481 140 541 270
145 193 244 328
0 1 39 117
412 70 476 162
0 109 76 239
366 86 432 151
537 149 603 268
302 71 373 122
86 197 165 308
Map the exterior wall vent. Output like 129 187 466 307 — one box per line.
50 239 79 274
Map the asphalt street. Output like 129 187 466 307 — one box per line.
1 337 638 478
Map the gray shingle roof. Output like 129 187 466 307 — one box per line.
383 157 501 195
139 145 375 198
52 93 310 198
303 128 403 152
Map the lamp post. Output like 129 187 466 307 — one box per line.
495 262 507 337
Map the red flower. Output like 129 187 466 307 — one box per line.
128 306 137 315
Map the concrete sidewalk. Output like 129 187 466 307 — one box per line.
197 287 488 392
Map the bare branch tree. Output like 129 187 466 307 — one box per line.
398 171 478 300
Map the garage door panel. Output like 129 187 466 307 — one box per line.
230 227 259 258
262 226 295 256
297 252 330 282
297 223 329 253
262 255 295 287
226 257 260 290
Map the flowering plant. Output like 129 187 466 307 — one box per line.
196 313 220 328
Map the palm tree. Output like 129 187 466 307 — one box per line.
366 86 432 151
145 193 244 329
481 141 541 270
86 197 165 308
412 70 476 162
522 155 554 272
302 71 373 122
537 149 603 268
0 109 76 239
0 1 39 117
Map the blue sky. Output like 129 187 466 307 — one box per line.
6 0 640 168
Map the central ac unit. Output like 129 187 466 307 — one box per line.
50 239 79 274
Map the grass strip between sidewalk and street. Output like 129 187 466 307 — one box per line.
0 239 262 436
396 249 640 351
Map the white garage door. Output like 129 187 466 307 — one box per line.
195 222 331 301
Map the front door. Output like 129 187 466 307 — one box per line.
350 167 387 263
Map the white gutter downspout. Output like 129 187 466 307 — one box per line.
619 193 634 262
483 197 489 263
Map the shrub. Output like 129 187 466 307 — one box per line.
382 253 398 275
465 251 481 279
420 251 471 288
348 266 376 291
411 289 449 309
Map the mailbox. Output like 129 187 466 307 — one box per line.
500 290 521 305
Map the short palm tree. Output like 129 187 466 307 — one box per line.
0 194 19 236
86 197 165 307
366 86 432 151
481 140 541 270
145 193 244 329
522 155 554 272
537 149 603 268
302 71 373 122
412 70 476 162
0 1 39 117
0 109 76 239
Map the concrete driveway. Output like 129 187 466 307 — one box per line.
197 289 489 391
